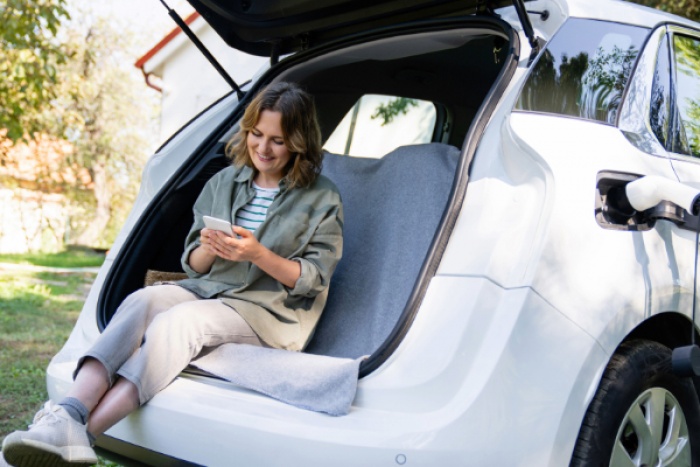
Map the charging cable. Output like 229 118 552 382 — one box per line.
672 229 700 376
693 230 699 346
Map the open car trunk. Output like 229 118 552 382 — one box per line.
98 15 519 375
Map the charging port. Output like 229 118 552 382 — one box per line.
595 171 652 231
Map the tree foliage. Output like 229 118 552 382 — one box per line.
672 35 700 156
42 11 158 247
1 5 158 250
629 0 700 22
0 0 69 141
371 98 419 126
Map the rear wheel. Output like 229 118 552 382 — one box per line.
570 339 700 466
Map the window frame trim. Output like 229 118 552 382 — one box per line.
666 25 700 162
647 30 672 149
618 25 673 159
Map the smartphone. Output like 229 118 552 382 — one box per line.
203 215 234 236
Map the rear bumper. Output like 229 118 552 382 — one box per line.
49 361 445 466
47 276 605 466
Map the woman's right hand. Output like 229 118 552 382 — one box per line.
199 228 220 256
187 228 219 273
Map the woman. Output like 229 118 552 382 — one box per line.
1 82 343 467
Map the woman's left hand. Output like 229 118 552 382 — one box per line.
208 225 301 288
208 226 263 263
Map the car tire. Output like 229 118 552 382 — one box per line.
570 339 700 467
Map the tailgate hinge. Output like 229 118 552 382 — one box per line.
511 0 543 54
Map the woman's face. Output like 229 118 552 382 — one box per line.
247 110 292 187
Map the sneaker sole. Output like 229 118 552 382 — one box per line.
3 436 97 467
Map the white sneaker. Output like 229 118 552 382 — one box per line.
1 401 97 467
0 452 14 467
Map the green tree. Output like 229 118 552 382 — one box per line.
42 12 158 248
629 0 700 22
1 3 159 252
0 0 70 141
371 98 419 126
673 35 700 156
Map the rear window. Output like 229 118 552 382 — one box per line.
515 19 649 124
324 94 436 158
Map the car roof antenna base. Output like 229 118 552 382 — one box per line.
159 0 244 100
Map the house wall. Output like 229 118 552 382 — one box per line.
0 188 69 253
0 136 90 253
153 20 268 143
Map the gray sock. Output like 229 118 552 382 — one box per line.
58 397 89 425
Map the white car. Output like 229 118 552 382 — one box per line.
46 0 700 465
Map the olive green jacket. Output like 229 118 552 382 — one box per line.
178 165 343 351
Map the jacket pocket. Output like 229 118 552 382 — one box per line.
265 217 312 259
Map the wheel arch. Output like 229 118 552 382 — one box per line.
623 311 700 399
625 311 698 351
570 332 700 466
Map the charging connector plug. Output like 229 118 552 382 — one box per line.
672 345 700 377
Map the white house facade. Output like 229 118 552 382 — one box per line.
136 12 268 143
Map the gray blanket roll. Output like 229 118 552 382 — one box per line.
191 344 364 416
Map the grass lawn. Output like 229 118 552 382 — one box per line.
0 247 106 268
0 251 118 466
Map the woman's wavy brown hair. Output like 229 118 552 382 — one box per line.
225 82 323 189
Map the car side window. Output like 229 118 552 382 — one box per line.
673 34 700 158
323 94 437 158
650 34 672 148
516 19 648 124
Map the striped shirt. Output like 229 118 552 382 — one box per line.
234 183 279 233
